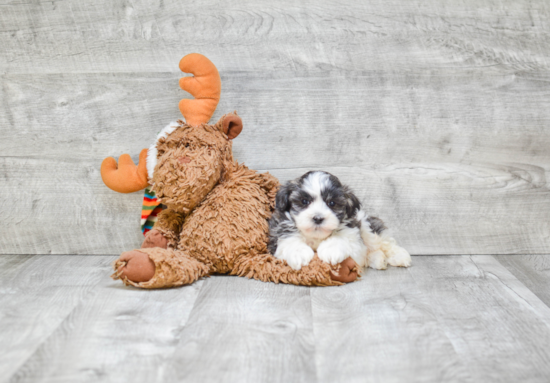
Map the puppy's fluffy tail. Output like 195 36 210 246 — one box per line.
357 210 411 269
357 210 386 252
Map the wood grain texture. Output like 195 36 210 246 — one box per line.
0 156 144 254
408 255 550 382
1 0 550 255
0 256 109 380
4 255 550 382
311 266 470 383
0 254 35 276
162 276 316 383
1 0 549 74
1 71 549 254
8 261 204 383
496 254 550 308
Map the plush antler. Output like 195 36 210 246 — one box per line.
101 54 220 193
101 149 149 193
178 53 221 126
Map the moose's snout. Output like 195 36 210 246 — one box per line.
178 156 191 164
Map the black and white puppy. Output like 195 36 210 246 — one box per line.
268 171 411 271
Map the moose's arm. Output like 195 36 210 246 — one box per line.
150 209 186 249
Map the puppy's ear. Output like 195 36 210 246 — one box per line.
343 186 361 218
275 182 296 212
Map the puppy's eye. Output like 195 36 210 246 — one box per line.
302 199 310 205
328 201 335 207
184 143 190 148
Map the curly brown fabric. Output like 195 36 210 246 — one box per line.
232 254 342 286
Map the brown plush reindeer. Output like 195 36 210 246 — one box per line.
100 54 358 288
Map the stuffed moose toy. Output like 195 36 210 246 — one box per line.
101 53 359 288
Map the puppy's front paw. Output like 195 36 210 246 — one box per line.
317 239 349 265
386 246 412 268
275 242 315 271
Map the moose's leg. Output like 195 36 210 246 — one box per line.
231 252 359 286
112 247 209 289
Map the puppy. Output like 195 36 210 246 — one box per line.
268 171 411 272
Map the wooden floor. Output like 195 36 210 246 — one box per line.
1 255 549 383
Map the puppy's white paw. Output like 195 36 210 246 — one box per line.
386 246 412 268
275 241 315 271
367 250 387 270
317 239 349 265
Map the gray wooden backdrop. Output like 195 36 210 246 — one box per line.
1 0 549 255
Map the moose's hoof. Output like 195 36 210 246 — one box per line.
330 257 358 283
115 250 156 283
141 229 168 249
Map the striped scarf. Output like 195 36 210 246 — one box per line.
141 187 164 235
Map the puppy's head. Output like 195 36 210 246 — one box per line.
276 171 360 239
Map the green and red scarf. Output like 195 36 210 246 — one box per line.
141 187 164 235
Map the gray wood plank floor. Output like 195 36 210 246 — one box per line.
2 255 550 383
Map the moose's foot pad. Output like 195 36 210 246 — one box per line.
141 229 168 249
330 257 359 283
112 250 156 284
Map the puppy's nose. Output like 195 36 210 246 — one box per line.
313 216 324 225
178 156 191 164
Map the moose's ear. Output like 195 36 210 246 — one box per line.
221 114 243 140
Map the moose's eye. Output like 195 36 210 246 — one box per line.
328 201 335 207
302 199 310 206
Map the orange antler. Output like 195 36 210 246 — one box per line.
178 53 221 126
101 149 149 193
